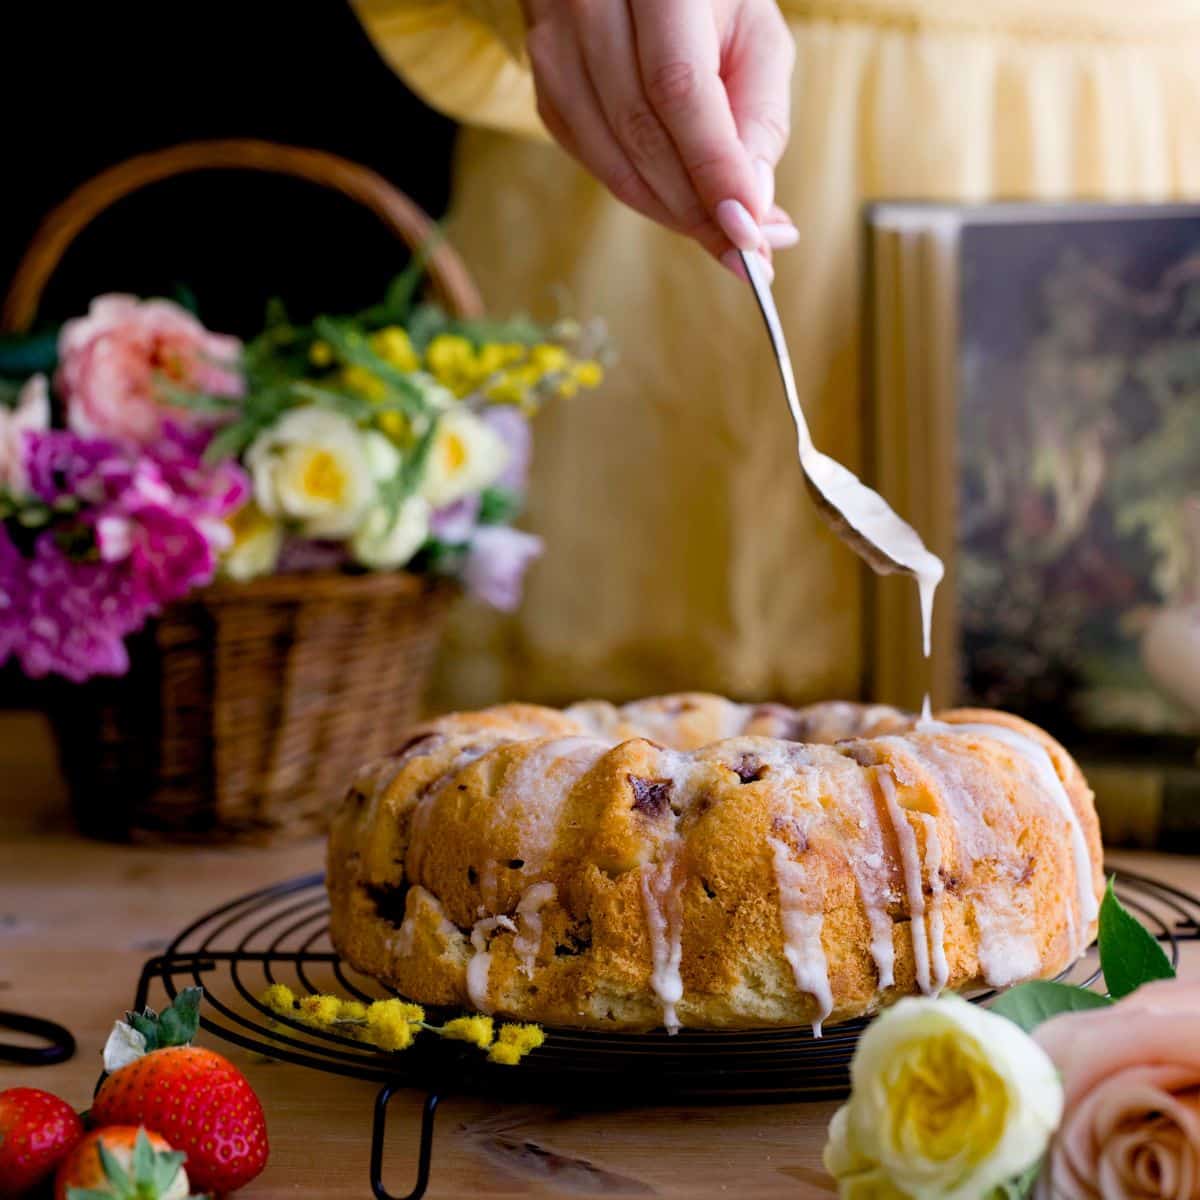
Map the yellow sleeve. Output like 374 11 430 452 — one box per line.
352 0 546 139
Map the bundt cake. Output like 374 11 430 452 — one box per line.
327 694 1103 1034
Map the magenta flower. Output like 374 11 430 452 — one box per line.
3 402 250 682
58 294 244 444
462 525 543 612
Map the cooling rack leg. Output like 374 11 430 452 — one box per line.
369 1085 440 1200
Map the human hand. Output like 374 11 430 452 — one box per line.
521 0 797 278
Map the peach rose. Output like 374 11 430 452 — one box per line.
1035 979 1200 1200
58 294 243 443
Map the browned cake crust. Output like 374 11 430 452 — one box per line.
327 694 1103 1032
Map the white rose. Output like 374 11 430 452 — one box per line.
419 408 509 508
246 408 376 538
351 495 430 570
824 996 1063 1200
221 503 284 581
363 429 402 481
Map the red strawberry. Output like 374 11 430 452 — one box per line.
0 1087 84 1196
92 1046 267 1193
54 1125 189 1200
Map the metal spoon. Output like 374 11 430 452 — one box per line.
739 249 944 578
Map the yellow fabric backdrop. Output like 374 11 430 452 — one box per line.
354 0 1200 711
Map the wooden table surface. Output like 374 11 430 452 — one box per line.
2 720 1198 1199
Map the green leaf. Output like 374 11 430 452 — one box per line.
167 987 203 1043
0 330 59 378
131 1127 155 1181
477 487 522 526
1099 878 1176 999
127 1010 160 1052
149 1148 188 1193
97 1137 132 1192
170 282 199 315
998 1158 1043 1199
989 980 1112 1034
66 1188 118 1200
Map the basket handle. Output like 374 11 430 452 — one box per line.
0 138 483 333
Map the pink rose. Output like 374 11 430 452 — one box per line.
1035 979 1200 1199
58 294 243 443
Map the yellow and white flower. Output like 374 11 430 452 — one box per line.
221 502 284 581
350 494 430 570
246 408 377 538
419 408 509 508
824 995 1062 1200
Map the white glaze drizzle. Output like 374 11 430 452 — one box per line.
466 914 516 1013
768 835 834 1036
876 768 935 994
897 732 1047 989
499 737 608 872
973 885 1040 987
820 761 896 992
931 721 1096 957
512 882 557 978
640 845 686 1033
914 812 948 994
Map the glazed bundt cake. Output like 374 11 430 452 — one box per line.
327 694 1103 1033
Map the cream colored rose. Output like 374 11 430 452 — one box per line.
1035 979 1200 1200
220 502 284 582
824 995 1063 1200
350 495 430 570
247 408 377 538
419 408 509 508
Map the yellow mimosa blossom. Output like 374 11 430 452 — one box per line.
556 378 580 399
339 1000 369 1021
261 983 296 1013
484 373 527 406
299 994 342 1026
529 343 568 373
487 1023 545 1065
377 411 409 441
425 334 477 394
475 342 524 377
309 340 334 367
370 326 419 372
366 998 425 1052
439 1016 494 1048
341 363 388 402
572 360 604 388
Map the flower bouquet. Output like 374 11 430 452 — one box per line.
0 272 605 841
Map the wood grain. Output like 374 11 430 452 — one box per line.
1 815 1196 1197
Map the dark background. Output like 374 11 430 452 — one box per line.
2 2 457 336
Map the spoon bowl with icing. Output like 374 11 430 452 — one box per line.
739 251 944 655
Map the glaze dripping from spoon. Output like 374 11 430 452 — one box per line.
739 250 944 685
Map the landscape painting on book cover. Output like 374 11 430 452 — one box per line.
957 212 1200 753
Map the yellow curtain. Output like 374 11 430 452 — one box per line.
354 0 1200 711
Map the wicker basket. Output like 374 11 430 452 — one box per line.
2 139 483 843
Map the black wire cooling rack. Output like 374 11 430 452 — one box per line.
130 868 1200 1200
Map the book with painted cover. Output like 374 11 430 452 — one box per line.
864 202 1200 848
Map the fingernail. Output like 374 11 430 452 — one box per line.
755 159 775 213
763 222 800 248
720 249 749 281
716 199 761 252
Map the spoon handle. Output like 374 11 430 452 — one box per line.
739 250 814 458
